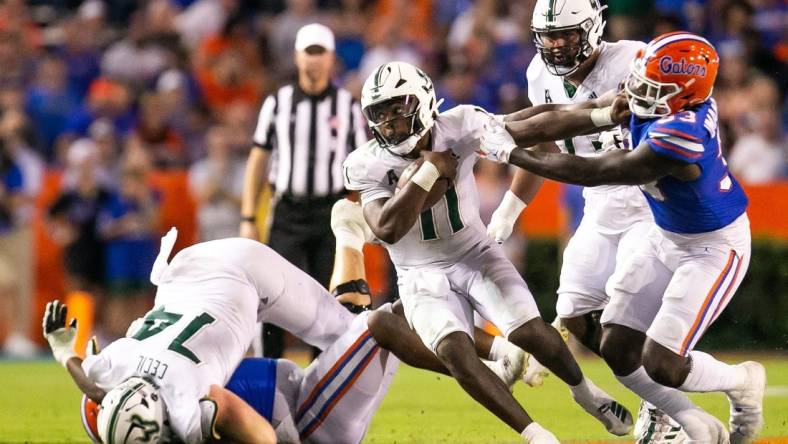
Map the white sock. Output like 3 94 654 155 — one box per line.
568 377 595 404
617 367 696 418
521 422 557 443
489 336 520 361
617 367 716 441
679 350 747 393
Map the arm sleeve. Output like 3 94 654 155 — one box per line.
252 95 277 151
646 115 707 163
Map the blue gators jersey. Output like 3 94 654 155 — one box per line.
629 99 748 234
225 358 278 422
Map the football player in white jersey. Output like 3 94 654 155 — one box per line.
343 61 633 443
485 1 683 442
52 206 528 444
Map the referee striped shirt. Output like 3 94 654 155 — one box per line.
252 83 368 198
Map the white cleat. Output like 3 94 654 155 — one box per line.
634 401 688 444
726 361 766 444
523 353 549 387
485 347 526 391
525 430 560 444
572 379 634 436
675 408 729 444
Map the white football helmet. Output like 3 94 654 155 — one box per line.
360 62 442 156
531 0 607 76
97 377 169 444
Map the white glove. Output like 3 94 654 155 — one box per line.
597 127 629 152
150 227 178 286
478 116 517 163
487 190 527 243
42 300 78 367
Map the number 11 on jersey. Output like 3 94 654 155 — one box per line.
420 186 465 241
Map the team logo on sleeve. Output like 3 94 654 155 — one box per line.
659 56 707 76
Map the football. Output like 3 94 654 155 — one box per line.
396 158 450 211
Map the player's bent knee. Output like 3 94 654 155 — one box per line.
642 339 686 388
506 317 548 350
435 331 477 376
600 326 644 376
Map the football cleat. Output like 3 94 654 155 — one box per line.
523 353 549 387
727 361 766 444
634 401 688 443
572 379 634 436
485 347 527 391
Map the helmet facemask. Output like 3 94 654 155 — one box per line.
533 20 595 76
625 60 682 118
363 95 426 156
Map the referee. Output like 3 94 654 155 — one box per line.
240 23 368 358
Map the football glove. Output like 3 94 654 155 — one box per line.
42 300 78 367
487 190 527 244
477 117 517 163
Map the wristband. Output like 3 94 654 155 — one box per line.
54 348 77 368
497 190 528 222
590 106 614 127
411 161 441 191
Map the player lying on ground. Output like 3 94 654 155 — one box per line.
49 208 527 443
343 61 634 443
478 31 766 444
485 1 684 441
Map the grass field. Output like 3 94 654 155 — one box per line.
1 356 786 443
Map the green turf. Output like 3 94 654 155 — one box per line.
0 356 786 443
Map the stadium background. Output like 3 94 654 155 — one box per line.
0 0 785 442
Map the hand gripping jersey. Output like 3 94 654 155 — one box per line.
527 40 652 231
630 99 748 233
343 105 491 269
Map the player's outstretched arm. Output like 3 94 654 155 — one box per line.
508 142 688 187
505 90 628 148
207 385 276 444
42 300 106 403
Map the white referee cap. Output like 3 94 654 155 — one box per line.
295 23 335 52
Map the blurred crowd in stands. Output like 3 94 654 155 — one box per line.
0 0 785 356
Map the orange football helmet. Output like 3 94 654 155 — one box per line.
80 394 101 443
626 31 719 118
